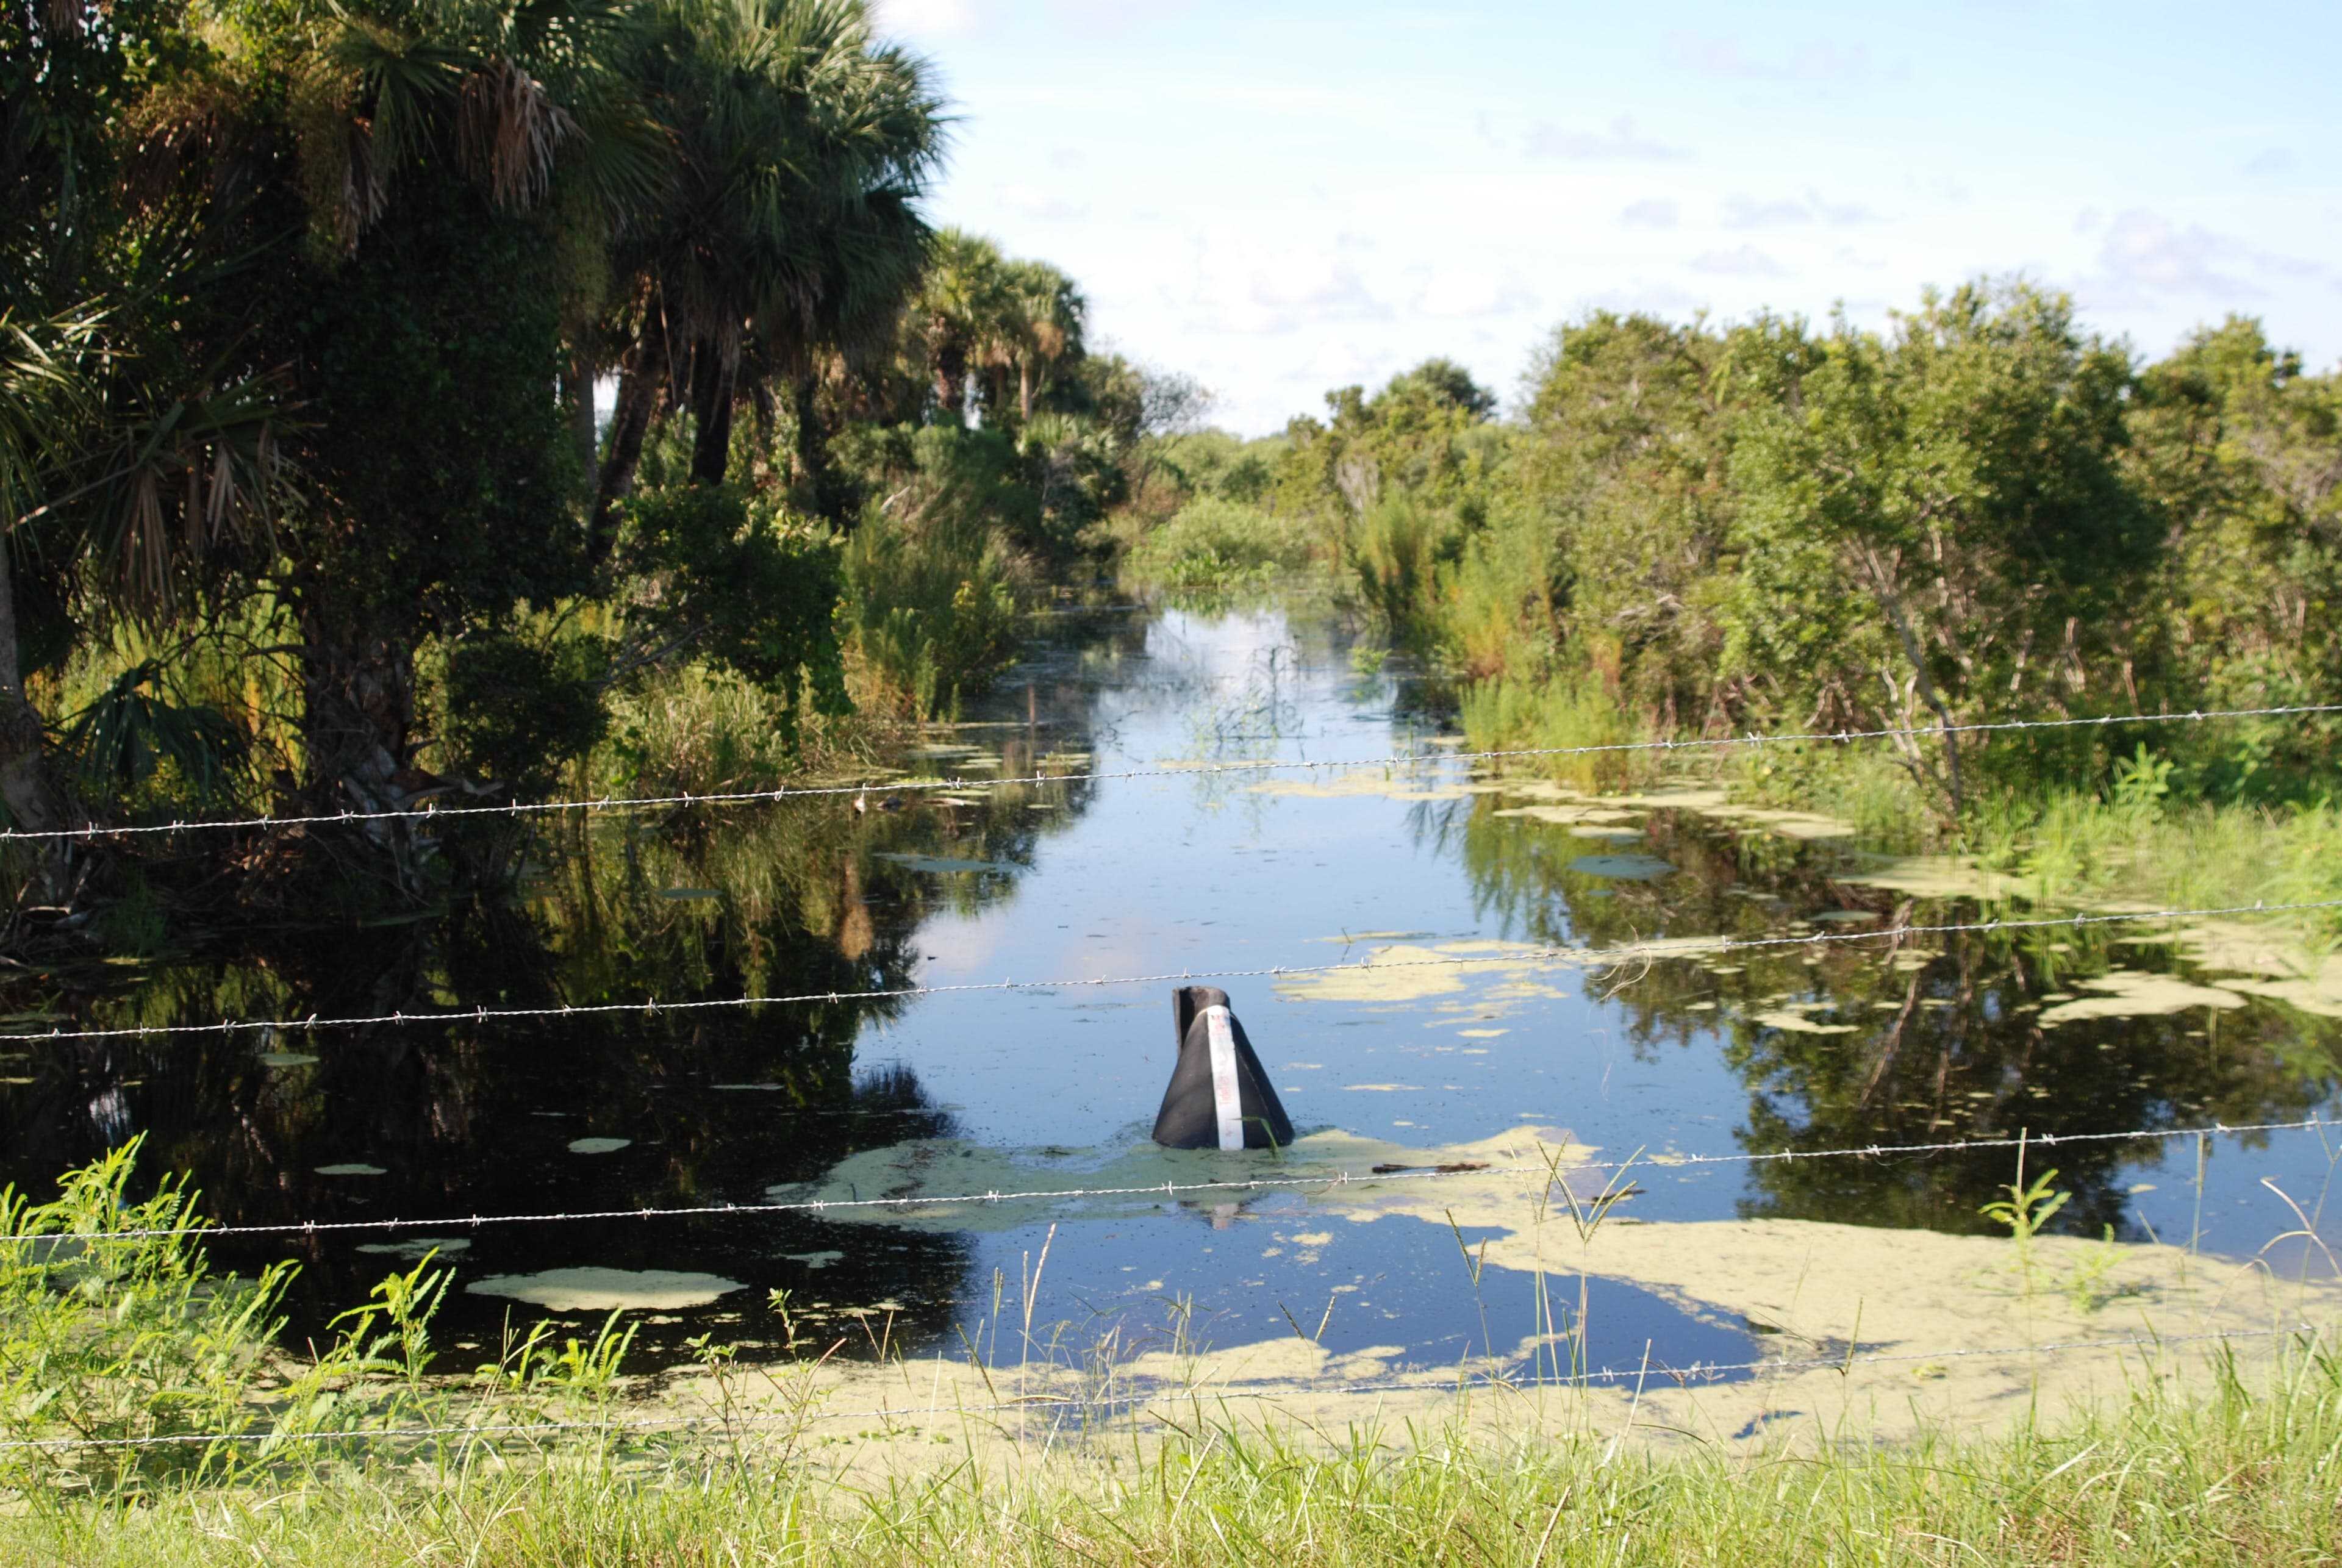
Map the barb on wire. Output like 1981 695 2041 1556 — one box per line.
65 1114 2330 1242
10 897 2338 1049
4 703 2336 845
0 1325 2316 1455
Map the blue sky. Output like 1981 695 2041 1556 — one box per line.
873 1 2341 434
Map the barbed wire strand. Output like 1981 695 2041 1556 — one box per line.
5 702 2337 845
68 1113 2330 1242
12 897 2339 1050
0 1325 2317 1455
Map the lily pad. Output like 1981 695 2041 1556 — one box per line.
356 1237 470 1259
465 1267 743 1311
1752 1011 1859 1035
315 1162 386 1176
567 1137 631 1155
1567 853 1677 881
876 852 1012 875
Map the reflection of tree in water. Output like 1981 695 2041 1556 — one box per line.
1448 796 2341 1238
1722 939 2337 1237
0 694 1108 1364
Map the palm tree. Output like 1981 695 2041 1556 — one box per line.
909 228 1008 424
994 257 1086 422
591 0 943 542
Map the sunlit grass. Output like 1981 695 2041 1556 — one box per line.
9 1339 2342 1567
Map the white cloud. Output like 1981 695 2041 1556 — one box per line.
1413 269 1533 318
872 0 977 38
997 183 1089 220
1667 34 1873 89
1580 282 1703 317
1524 116 1685 162
1725 196 1811 229
1725 191 1877 228
2244 148 2294 176
1191 234 1383 334
2097 210 2255 297
1622 198 1679 229
1303 337 1375 384
1688 245 1786 277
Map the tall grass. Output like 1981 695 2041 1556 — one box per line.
1961 793 2342 933
8 1338 2342 1566
1459 671 1650 792
2 1142 635 1501
839 510 1030 721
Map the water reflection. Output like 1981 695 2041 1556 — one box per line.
0 620 1134 1361
1451 799 2341 1238
5 599 2338 1381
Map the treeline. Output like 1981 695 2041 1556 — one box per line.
2 0 1182 906
1140 284 2342 818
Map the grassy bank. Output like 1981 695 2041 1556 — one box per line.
6 1339 2341 1566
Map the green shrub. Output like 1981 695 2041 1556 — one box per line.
1124 496 1313 601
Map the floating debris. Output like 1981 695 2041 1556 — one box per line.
567 1137 631 1155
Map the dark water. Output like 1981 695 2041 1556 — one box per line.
4 602 2337 1379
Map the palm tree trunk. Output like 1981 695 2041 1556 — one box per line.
933 338 966 420
689 350 737 487
562 348 597 491
0 539 57 835
790 371 852 527
590 333 666 566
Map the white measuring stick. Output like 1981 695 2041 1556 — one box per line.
1204 1005 1244 1151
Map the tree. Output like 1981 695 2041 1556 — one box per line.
592 0 943 538
1 0 288 837
906 229 1008 424
1728 282 2154 814
980 258 1086 423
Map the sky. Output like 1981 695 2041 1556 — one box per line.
869 0 2342 435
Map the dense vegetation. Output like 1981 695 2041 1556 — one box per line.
1 0 1194 936
1143 292 2342 826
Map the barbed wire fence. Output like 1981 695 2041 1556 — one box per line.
0 702 2333 845
4 702 2340 1473
54 1114 2336 1243
7 898 2338 1048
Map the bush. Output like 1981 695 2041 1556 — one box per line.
1124 496 1313 601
